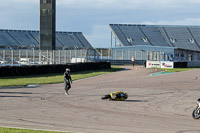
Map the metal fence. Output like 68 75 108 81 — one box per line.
0 48 182 66
111 49 169 61
0 49 108 66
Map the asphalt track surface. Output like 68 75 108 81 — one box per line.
1 66 200 133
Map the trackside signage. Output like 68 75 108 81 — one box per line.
146 61 161 68
161 61 174 68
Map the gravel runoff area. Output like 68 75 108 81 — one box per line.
0 65 200 133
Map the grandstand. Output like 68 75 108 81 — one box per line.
109 24 200 67
109 24 200 51
0 29 94 50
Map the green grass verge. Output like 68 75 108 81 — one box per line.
162 68 196 73
0 66 123 87
0 127 69 133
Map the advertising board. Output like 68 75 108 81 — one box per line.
161 61 174 68
146 61 161 68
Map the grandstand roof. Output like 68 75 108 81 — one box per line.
0 29 93 49
109 24 200 51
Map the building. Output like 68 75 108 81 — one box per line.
109 24 200 67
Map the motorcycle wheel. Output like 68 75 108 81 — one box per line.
192 107 200 119
101 94 111 100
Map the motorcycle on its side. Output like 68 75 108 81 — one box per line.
101 91 128 101
192 98 200 119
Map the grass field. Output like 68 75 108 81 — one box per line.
0 67 197 87
0 127 70 133
0 66 123 87
161 68 196 72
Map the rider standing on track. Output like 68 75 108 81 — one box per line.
131 56 136 67
64 68 72 95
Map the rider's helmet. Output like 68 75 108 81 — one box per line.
66 68 70 73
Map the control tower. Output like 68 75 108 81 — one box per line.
40 0 56 50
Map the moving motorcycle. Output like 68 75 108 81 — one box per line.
101 91 128 101
192 98 200 119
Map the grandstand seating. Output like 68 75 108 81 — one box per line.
0 30 19 48
29 31 39 43
164 27 200 50
118 25 151 46
110 25 130 46
0 30 93 50
56 32 77 49
140 26 169 47
8 30 38 48
188 27 200 49
109 24 200 51
75 34 94 48
70 34 85 49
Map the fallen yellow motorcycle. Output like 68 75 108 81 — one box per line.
101 91 128 101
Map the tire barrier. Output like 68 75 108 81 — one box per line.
0 62 111 77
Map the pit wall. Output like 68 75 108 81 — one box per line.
0 62 111 77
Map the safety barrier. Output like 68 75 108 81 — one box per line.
0 62 111 77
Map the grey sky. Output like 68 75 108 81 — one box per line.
0 0 200 48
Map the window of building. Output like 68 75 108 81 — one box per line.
181 54 184 57
198 54 200 60
41 9 50 16
188 54 192 61
47 0 52 3
43 0 47 3
42 0 51 4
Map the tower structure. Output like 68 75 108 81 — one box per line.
40 0 56 50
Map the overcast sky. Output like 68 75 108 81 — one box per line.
0 0 200 48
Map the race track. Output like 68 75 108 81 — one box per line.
0 66 200 133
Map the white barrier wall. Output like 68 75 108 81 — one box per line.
146 60 174 68
160 61 174 68
146 61 161 68
71 58 86 63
